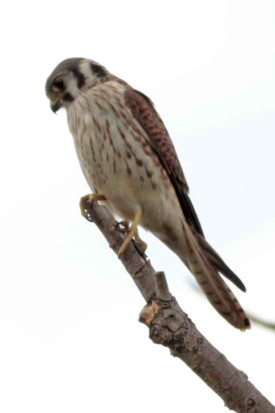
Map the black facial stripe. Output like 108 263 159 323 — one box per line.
63 92 74 102
72 68 85 88
90 63 107 77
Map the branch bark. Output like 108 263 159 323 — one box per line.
82 200 275 413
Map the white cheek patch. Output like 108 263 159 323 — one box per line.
79 60 97 87
79 60 93 77
66 73 79 98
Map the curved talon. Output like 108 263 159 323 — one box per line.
80 194 106 217
118 210 143 256
134 227 147 252
134 232 148 253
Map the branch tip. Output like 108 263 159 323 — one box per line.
153 271 171 301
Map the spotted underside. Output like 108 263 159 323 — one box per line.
67 80 186 252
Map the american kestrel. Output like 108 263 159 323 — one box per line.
46 58 250 330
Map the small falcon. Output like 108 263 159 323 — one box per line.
45 58 250 330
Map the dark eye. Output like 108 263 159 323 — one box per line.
52 78 65 92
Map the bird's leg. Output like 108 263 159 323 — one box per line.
134 227 148 252
118 210 143 256
116 219 147 254
80 194 106 217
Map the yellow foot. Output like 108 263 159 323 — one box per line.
80 194 106 217
134 228 148 253
118 210 145 256
116 221 147 253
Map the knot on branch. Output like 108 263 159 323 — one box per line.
139 298 189 350
246 397 256 407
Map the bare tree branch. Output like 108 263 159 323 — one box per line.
82 199 275 413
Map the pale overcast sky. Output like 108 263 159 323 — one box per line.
0 0 275 411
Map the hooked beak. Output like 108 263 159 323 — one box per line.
50 98 62 113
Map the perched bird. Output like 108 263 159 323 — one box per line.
45 58 250 330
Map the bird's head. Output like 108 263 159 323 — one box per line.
45 58 109 113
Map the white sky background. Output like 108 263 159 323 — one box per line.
0 0 275 411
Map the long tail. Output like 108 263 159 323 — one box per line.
181 220 250 330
